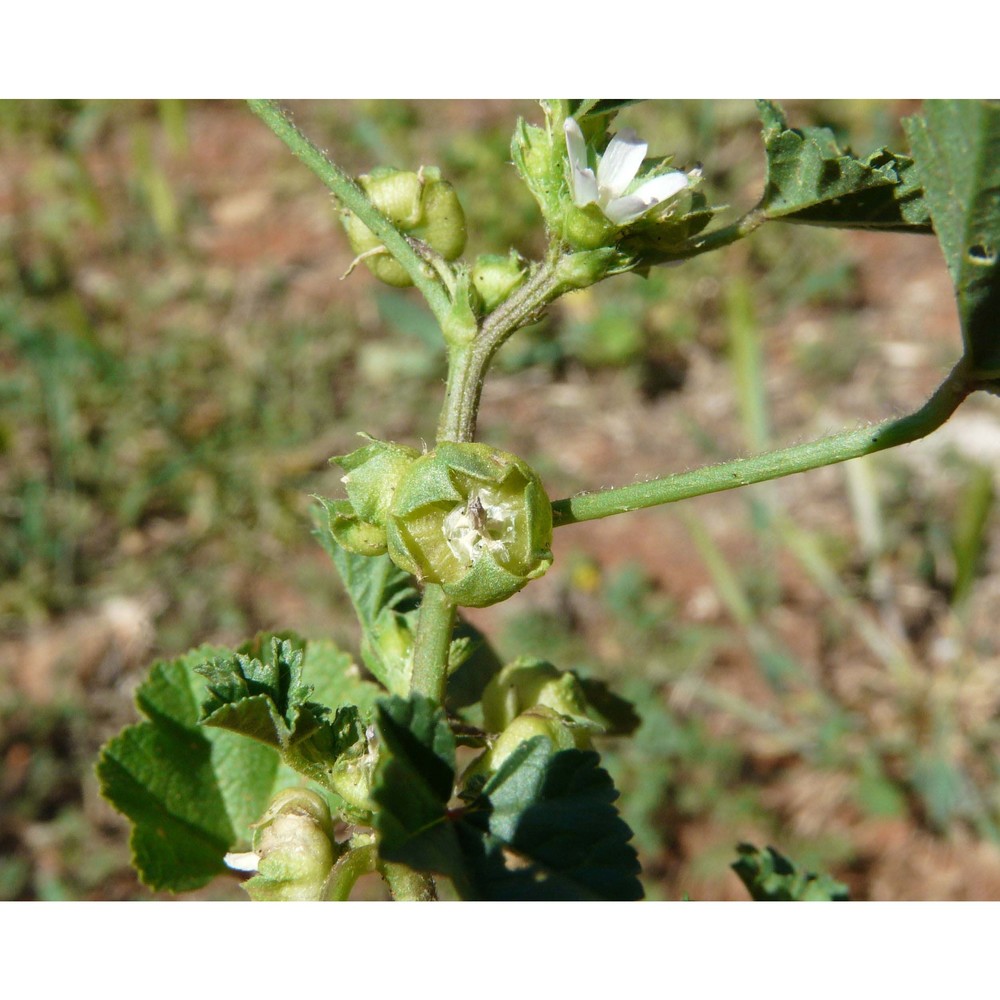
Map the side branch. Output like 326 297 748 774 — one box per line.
248 99 453 324
552 361 973 527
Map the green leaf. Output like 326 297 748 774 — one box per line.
96 647 285 892
371 695 473 895
731 843 849 901
198 636 325 749
463 738 643 900
302 638 383 716
904 100 1000 378
371 695 643 900
197 634 378 805
757 100 931 232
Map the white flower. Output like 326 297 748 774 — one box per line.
564 116 689 226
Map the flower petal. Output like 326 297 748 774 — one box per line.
596 129 647 201
564 118 599 207
224 851 261 873
603 170 689 224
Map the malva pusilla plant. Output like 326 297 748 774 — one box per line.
97 99 1000 901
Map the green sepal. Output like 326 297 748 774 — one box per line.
343 167 467 288
332 436 420 527
312 501 505 704
323 498 388 556
441 267 479 346
732 843 849 901
757 100 931 232
511 113 565 229
471 706 595 778
619 189 718 262
553 247 625 290
322 437 420 555
480 658 641 737
481 658 592 732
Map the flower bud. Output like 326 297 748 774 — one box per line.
326 437 420 556
471 251 528 312
242 788 339 901
344 166 467 287
481 657 591 733
441 268 479 347
385 442 553 608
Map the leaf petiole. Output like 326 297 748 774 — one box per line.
552 359 974 527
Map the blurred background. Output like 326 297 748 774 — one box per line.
2 99 1000 901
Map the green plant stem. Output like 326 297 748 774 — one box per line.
324 843 377 901
247 99 453 326
439 251 563 442
380 862 438 901
409 583 457 703
552 360 974 527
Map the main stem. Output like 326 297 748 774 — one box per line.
410 583 457 703
439 250 564 442
552 360 973 526
412 249 565 704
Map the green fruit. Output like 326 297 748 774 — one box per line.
486 707 592 771
244 789 338 902
385 442 553 608
481 658 590 733
344 167 466 287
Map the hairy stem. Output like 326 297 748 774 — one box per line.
440 251 564 443
409 583 457 703
248 100 453 326
552 360 973 527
